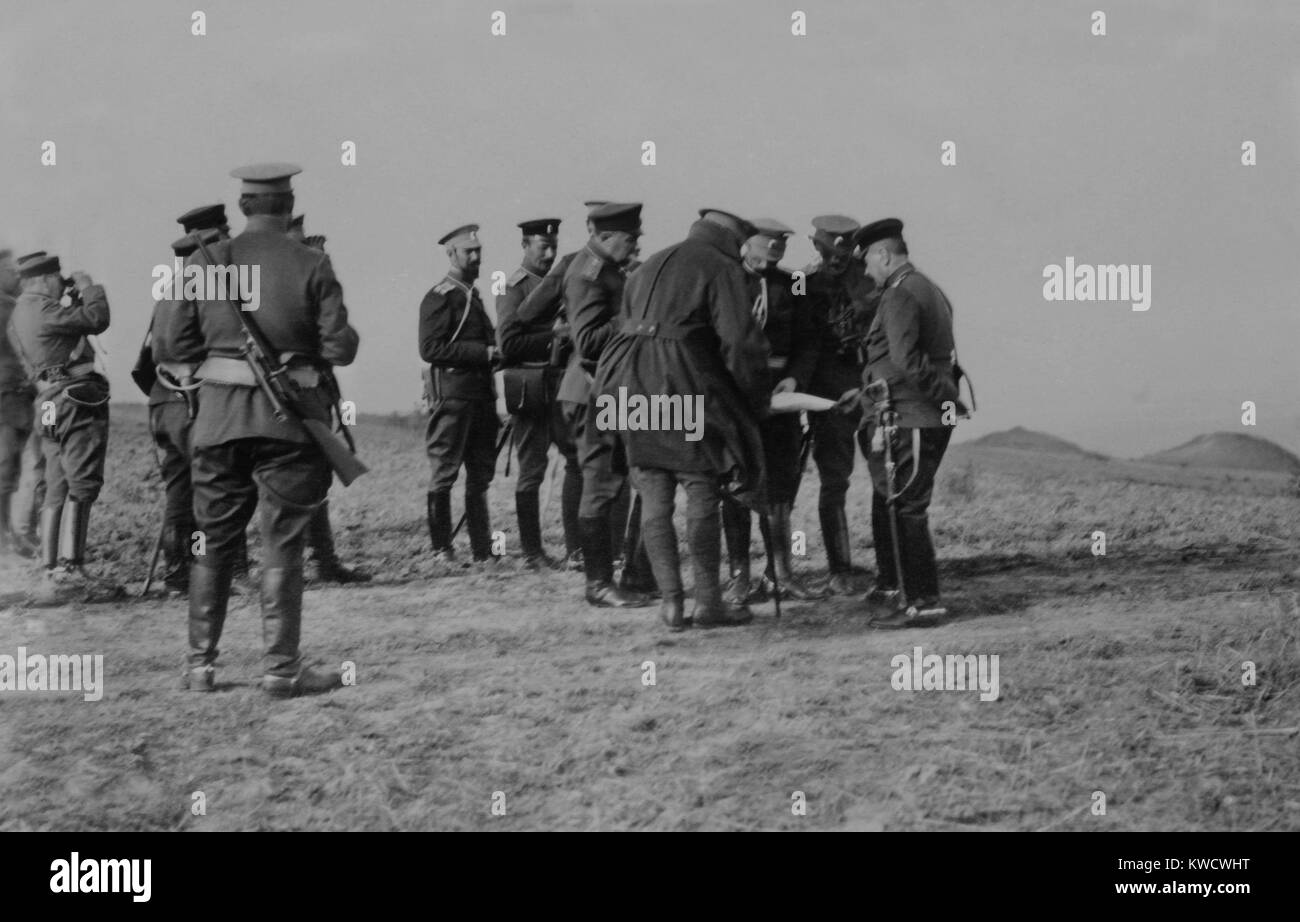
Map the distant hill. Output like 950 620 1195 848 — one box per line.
965 426 1108 460
1141 432 1300 475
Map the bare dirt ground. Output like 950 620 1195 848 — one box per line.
2 406 1298 831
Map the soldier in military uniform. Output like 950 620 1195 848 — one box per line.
7 253 112 585
285 214 370 584
850 218 964 628
159 162 358 696
593 208 771 630
494 217 581 569
506 202 634 572
722 220 825 604
0 249 37 558
133 205 229 595
6 252 51 557
804 215 879 594
557 203 652 608
419 224 501 564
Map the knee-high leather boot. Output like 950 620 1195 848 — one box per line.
427 490 453 560
465 491 493 562
259 566 342 698
516 491 553 568
39 505 61 571
819 503 855 594
184 561 232 690
721 499 753 606
581 515 649 607
307 501 370 583
560 466 582 564
765 502 825 600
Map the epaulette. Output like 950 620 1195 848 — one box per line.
433 278 458 296
507 267 530 287
575 248 604 282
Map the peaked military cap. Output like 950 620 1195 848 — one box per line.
853 217 905 251
177 204 227 233
230 162 302 194
750 218 794 238
698 208 757 238
748 218 794 259
810 214 861 250
171 227 223 257
439 224 482 248
589 203 642 234
19 253 60 278
518 218 561 237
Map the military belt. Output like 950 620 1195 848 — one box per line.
36 361 95 388
620 319 699 341
196 356 320 388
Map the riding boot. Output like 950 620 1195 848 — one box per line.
184 561 233 689
898 513 941 603
560 465 583 560
307 501 371 583
721 499 753 606
260 566 305 679
516 491 553 568
257 567 341 697
57 499 93 568
819 503 854 594
162 522 190 594
766 502 825 600
427 490 453 560
870 490 899 592
39 505 61 571
466 490 493 562
582 515 649 607
609 483 631 564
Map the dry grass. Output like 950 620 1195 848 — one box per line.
1 406 1297 831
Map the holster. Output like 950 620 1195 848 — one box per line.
503 365 549 415
420 365 436 412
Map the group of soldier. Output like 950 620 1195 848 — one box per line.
423 201 967 633
0 160 966 697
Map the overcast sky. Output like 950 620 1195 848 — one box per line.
3 0 1297 456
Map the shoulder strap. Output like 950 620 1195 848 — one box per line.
448 282 477 345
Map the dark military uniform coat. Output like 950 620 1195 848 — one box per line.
7 285 109 390
862 264 960 428
806 262 879 399
163 216 358 447
747 266 820 503
0 290 36 433
495 267 546 365
8 284 112 504
510 251 578 336
592 219 770 506
751 267 819 391
556 244 625 406
418 276 496 402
